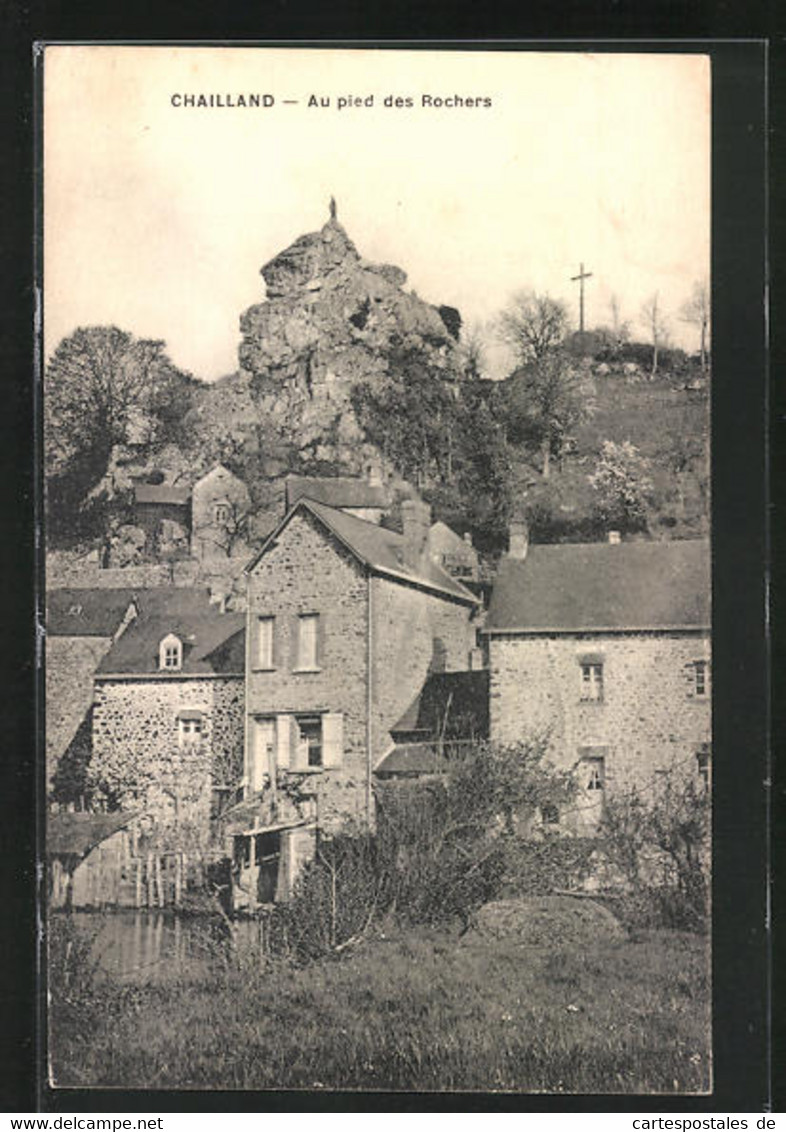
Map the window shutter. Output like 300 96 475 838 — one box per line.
322 713 344 768
290 614 300 669
316 613 326 668
276 714 291 769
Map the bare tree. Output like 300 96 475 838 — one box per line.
498 290 570 365
640 292 668 378
608 294 631 349
680 279 710 371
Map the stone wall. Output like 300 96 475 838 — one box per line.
91 675 244 844
370 575 477 767
488 631 712 825
46 636 110 787
245 509 370 832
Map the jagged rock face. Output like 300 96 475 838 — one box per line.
238 215 459 472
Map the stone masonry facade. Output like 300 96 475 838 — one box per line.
91 675 244 842
489 631 711 828
245 508 476 832
246 510 369 833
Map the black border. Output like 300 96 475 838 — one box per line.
2 25 774 1115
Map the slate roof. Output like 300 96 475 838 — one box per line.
95 588 245 676
285 475 387 511
390 670 490 742
248 498 478 606
47 588 139 637
134 483 190 506
47 811 137 859
485 539 710 633
375 742 448 778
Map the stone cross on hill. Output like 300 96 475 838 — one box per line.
329 196 337 221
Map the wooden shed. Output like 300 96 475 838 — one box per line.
47 811 140 910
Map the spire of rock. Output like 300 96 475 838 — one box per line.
329 195 337 222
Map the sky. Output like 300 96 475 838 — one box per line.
44 47 710 380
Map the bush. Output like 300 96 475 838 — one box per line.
598 771 710 932
259 739 577 959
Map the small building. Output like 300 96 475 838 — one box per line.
90 588 246 842
427 521 479 583
483 527 711 831
48 811 140 909
191 464 253 562
132 479 191 558
284 473 388 525
241 495 480 861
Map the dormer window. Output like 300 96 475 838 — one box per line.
159 633 183 671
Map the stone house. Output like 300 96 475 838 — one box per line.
427 521 480 583
90 588 245 842
483 526 711 832
239 495 480 849
46 588 140 791
191 463 253 562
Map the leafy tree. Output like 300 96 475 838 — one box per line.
45 326 200 540
588 440 654 532
501 354 593 479
351 338 510 548
680 278 710 371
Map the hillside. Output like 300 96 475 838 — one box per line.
44 210 709 566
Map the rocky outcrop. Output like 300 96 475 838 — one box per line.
238 206 461 472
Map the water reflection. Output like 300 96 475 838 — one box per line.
58 910 252 983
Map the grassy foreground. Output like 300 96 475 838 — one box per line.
50 899 710 1094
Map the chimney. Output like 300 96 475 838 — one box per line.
367 461 383 488
463 531 473 548
508 519 530 560
401 499 431 569
608 530 621 545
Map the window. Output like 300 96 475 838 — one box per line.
295 715 322 769
540 804 560 825
159 633 183 671
251 717 276 791
580 662 603 702
214 502 231 525
296 613 319 670
582 756 605 791
696 747 711 789
178 715 203 747
256 616 275 669
693 660 710 697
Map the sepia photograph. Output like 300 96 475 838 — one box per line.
42 46 712 1095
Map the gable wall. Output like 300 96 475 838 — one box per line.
192 467 252 560
245 509 369 832
46 636 112 788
